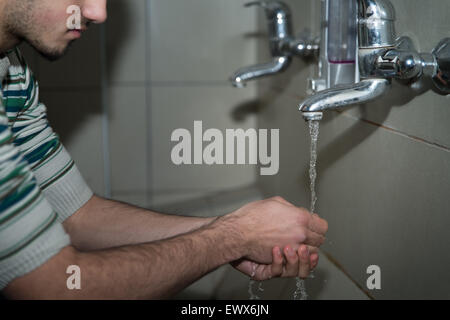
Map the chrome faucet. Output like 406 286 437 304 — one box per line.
230 1 319 88
299 0 450 121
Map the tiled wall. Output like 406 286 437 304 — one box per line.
147 0 260 207
257 0 450 299
21 0 261 209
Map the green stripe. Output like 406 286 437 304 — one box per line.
0 191 43 232
0 161 28 185
0 131 13 145
0 187 40 225
31 141 62 171
40 160 75 190
0 170 29 204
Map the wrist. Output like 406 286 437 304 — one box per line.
211 213 248 260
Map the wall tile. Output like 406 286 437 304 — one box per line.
150 84 259 192
316 114 450 299
108 85 148 194
149 0 258 82
106 0 147 84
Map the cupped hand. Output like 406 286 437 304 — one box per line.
225 196 328 264
232 244 320 281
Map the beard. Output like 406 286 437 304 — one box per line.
3 0 72 62
26 36 73 61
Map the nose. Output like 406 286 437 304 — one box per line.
82 0 107 24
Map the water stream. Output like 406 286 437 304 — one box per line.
248 263 263 299
248 120 320 300
308 120 320 214
293 120 320 300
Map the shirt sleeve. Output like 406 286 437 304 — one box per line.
0 93 70 291
4 48 93 222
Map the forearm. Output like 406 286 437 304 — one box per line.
64 195 216 251
5 216 245 300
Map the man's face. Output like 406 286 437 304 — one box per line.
4 0 107 60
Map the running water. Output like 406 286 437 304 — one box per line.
248 263 264 300
248 120 321 300
293 120 320 300
308 120 320 214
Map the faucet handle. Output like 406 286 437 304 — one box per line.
244 1 293 57
244 1 268 8
364 36 449 95
431 38 450 94
244 1 291 22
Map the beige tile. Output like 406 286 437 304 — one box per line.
41 89 105 195
256 87 312 207
149 0 258 82
208 184 263 216
150 85 259 192
280 251 370 300
108 85 148 195
314 113 450 299
106 0 147 84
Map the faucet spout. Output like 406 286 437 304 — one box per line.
230 56 291 88
298 78 391 120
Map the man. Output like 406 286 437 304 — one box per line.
0 0 328 299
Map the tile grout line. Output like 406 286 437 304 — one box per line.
321 250 375 300
339 111 450 153
146 0 153 207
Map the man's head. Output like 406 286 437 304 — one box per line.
1 0 107 60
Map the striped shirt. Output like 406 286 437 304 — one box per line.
0 48 93 290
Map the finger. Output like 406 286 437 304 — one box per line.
283 245 299 277
310 253 319 269
308 213 328 235
303 228 326 247
298 245 311 279
254 264 271 281
308 246 318 254
270 247 284 277
230 259 254 276
307 246 318 266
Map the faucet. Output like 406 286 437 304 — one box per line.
230 1 319 88
299 0 450 121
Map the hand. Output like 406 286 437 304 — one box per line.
223 196 328 264
232 244 320 281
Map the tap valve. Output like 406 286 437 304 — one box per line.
230 1 319 88
299 0 449 122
